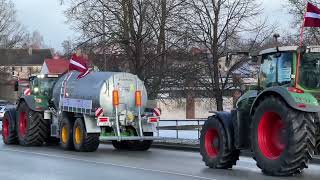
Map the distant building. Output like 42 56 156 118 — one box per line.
41 58 69 75
0 48 52 102
0 48 53 79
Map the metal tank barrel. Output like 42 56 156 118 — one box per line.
52 71 148 115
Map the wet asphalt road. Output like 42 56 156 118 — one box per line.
0 136 320 180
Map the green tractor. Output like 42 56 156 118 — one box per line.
200 46 320 176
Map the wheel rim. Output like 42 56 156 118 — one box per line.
19 112 27 138
75 126 82 145
2 118 9 141
205 128 220 158
258 112 285 160
61 126 68 144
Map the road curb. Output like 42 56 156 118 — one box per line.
151 143 320 164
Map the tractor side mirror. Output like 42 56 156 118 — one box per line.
250 55 261 65
273 52 281 58
14 81 19 91
298 46 307 54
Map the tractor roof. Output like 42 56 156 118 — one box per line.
259 46 320 55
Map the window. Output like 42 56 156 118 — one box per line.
259 52 293 88
278 52 292 85
299 52 320 89
260 54 276 87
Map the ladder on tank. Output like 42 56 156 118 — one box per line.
58 72 73 114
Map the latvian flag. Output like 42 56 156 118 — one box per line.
69 54 90 79
305 2 320 27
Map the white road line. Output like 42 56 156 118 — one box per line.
0 148 216 180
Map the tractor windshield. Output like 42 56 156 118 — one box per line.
32 78 56 96
299 53 320 89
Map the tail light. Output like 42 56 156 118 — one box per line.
148 117 159 123
113 90 119 107
288 87 304 94
135 90 142 107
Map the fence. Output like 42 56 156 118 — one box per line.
158 119 206 139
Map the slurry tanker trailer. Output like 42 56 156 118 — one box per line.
2 71 160 152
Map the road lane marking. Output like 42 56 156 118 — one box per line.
0 148 216 180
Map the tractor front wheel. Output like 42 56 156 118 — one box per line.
200 116 240 169
251 96 316 176
17 102 49 146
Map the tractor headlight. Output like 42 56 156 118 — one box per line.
33 87 39 93
35 98 42 103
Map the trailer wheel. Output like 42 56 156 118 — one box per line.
112 141 129 150
251 96 316 176
2 112 18 144
127 132 153 151
60 116 74 150
73 118 100 152
200 116 240 169
17 102 49 146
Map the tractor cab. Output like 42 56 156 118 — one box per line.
258 46 320 96
28 74 59 97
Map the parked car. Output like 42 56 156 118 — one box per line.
0 102 15 132
0 106 5 120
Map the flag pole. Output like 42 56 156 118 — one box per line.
295 1 308 88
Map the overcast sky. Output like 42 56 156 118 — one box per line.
12 0 292 52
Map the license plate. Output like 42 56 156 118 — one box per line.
97 117 111 126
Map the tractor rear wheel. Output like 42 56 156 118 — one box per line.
251 96 316 176
17 102 50 146
73 118 100 152
2 112 18 144
200 116 240 169
60 116 74 150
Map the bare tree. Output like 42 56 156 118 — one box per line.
63 0 188 99
287 0 320 45
183 0 274 111
61 39 74 56
0 0 26 48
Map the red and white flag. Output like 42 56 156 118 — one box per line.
305 2 320 27
69 54 90 79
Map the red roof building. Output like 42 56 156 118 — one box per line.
40 58 69 75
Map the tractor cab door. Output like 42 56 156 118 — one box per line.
259 51 293 89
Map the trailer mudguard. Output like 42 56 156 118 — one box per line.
5 107 17 133
250 86 320 115
83 114 101 133
213 111 236 150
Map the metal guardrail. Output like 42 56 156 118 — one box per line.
158 119 206 139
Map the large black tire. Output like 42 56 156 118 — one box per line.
112 132 153 151
73 118 99 152
200 116 240 169
127 132 153 151
316 135 320 155
2 112 18 144
60 116 74 150
17 102 50 146
251 96 316 176
112 141 129 150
